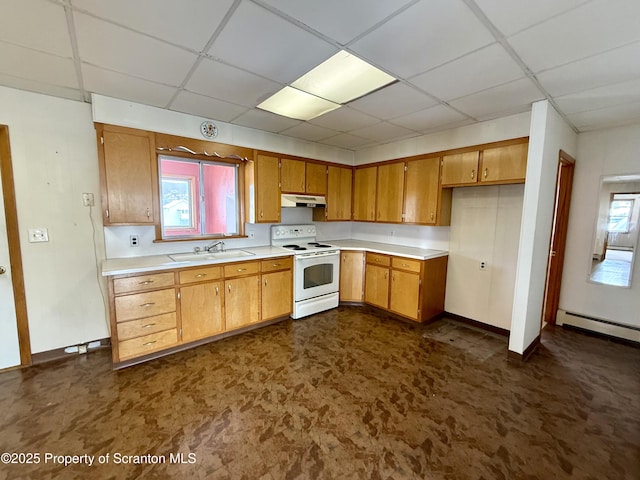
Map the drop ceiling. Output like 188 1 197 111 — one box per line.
2 0 640 150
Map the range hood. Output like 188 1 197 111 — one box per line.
281 194 326 208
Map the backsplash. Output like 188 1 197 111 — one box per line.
351 222 450 250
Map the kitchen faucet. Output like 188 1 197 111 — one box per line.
205 240 225 253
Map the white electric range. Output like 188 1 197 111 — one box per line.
271 225 340 319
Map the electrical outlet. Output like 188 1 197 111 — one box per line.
130 235 139 247
390 230 395 236
479 261 487 270
248 230 255 239
82 192 94 207
28 228 49 243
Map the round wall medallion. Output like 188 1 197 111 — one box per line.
200 121 218 138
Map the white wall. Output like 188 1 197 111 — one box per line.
560 123 640 328
509 101 578 355
0 86 108 354
445 185 524 330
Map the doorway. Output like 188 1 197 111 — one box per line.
542 150 576 326
0 125 31 369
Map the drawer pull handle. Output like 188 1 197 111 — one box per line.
140 302 155 307
272 263 280 267
237 268 246 272
195 274 207 278
142 341 157 346
402 263 409 267
139 280 154 285
142 323 156 328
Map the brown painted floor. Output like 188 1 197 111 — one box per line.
0 306 638 480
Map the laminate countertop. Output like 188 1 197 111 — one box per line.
101 246 293 277
326 240 448 260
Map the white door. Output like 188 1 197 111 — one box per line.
0 162 21 369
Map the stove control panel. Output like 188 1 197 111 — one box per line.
272 224 316 240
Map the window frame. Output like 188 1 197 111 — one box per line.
155 152 246 242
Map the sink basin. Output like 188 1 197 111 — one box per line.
169 250 255 262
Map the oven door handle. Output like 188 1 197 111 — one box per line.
296 250 340 259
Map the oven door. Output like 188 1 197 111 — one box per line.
294 250 340 302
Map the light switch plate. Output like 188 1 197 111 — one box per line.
28 228 49 243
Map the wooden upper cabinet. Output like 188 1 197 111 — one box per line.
353 166 377 221
252 154 281 223
98 124 156 225
326 166 352 221
441 151 480 187
281 158 305 193
306 163 327 195
480 142 528 184
376 163 405 223
404 157 440 225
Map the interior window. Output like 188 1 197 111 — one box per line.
608 199 633 233
159 155 239 238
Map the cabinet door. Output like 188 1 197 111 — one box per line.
306 163 327 195
180 281 224 342
281 158 305 193
404 157 440 224
262 270 292 320
480 143 528 183
327 166 352 221
340 251 364 302
390 269 420 320
376 163 405 223
225 275 260 330
101 126 156 224
441 151 479 186
353 166 377 221
364 264 389 309
255 154 281 223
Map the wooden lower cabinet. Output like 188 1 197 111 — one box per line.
339 251 364 302
225 275 261 330
363 254 448 322
180 281 224 342
262 270 292 320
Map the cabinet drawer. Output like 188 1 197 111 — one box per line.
116 312 177 341
113 272 174 294
224 261 260 278
114 289 176 322
366 252 391 267
118 328 178 361
179 266 222 284
261 257 293 273
392 257 422 273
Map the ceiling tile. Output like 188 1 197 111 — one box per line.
348 83 438 120
74 13 198 86
208 0 337 84
81 64 177 107
232 109 301 133
279 123 338 142
0 73 83 102
508 0 640 72
308 107 380 131
258 0 414 45
0 42 78 88
170 90 248 122
390 104 468 131
71 0 235 51
410 44 524 101
554 78 640 114
349 122 418 142
536 41 640 97
350 0 494 78
185 58 281 107
475 0 590 36
0 0 72 57
319 133 372 149
567 100 640 130
449 78 544 119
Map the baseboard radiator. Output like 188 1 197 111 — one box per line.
557 310 640 343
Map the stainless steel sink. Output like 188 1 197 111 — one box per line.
169 250 255 262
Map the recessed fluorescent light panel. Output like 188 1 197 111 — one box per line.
257 86 340 121
257 50 396 120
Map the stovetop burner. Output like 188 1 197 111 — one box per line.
283 244 307 250
308 242 332 248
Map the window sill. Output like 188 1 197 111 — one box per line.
153 235 248 243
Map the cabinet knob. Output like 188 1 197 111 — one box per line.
146 208 150 219
471 169 475 180
228 284 231 293
430 212 435 221
260 211 264 218
264 279 268 286
215 286 219 295
484 168 488 179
